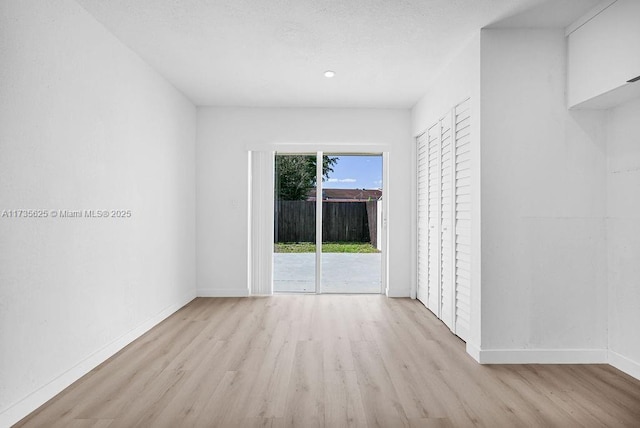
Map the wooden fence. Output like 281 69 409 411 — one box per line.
275 201 378 246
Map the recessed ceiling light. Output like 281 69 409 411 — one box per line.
324 70 336 78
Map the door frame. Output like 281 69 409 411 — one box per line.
249 144 389 295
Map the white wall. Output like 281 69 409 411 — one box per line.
0 0 196 424
607 97 640 377
412 35 480 136
480 29 608 360
411 35 482 351
197 107 412 297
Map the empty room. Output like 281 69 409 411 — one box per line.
2 0 640 426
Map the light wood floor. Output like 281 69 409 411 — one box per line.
15 296 640 427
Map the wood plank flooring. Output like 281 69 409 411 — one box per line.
15 296 640 427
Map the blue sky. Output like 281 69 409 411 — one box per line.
323 155 382 190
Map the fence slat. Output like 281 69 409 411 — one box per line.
275 201 374 244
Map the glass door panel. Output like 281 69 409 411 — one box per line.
320 154 383 293
273 153 317 292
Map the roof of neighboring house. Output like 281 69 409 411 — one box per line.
307 188 382 202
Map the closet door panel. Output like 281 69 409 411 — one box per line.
416 132 429 305
439 115 454 329
453 99 471 341
426 123 441 315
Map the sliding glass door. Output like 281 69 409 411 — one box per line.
273 152 383 294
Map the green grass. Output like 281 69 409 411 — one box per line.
275 242 380 253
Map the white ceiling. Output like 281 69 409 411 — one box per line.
75 0 600 108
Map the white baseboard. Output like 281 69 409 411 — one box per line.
608 350 640 380
386 288 411 298
0 290 196 428
476 348 608 364
473 347 639 380
197 288 250 297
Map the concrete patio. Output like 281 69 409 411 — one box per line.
273 253 382 293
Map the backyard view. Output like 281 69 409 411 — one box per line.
275 242 379 253
273 153 383 293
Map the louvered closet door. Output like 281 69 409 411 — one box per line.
416 132 429 305
453 99 471 341
439 114 454 329
426 122 441 315
416 99 472 341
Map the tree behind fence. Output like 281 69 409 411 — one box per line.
275 201 377 246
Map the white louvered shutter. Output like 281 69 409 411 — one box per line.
416 98 472 342
453 99 471 341
440 114 455 329
416 132 429 306
426 122 441 315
